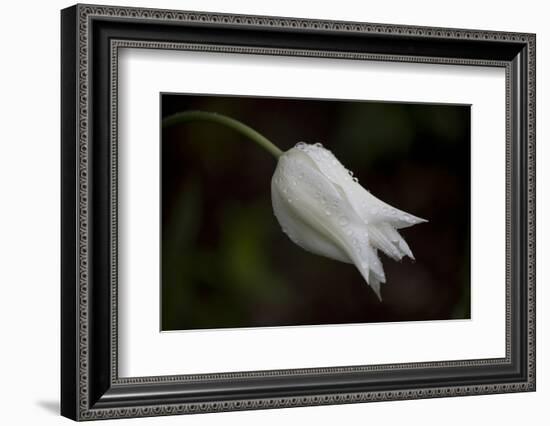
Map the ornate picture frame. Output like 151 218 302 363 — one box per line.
61 4 535 421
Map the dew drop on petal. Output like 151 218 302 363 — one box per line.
338 216 349 226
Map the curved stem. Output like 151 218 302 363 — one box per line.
162 110 283 158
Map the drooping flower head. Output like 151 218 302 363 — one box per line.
271 142 426 299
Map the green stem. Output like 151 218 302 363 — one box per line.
162 111 283 158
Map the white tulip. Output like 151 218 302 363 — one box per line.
271 142 427 300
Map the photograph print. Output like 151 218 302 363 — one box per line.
161 93 471 332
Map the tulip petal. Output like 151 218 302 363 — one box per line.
367 223 416 260
299 143 427 229
271 177 351 264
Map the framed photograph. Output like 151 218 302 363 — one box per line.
61 4 536 421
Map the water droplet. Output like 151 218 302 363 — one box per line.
314 142 323 148
353 177 359 183
338 216 349 226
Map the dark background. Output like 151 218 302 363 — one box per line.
161 94 471 331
